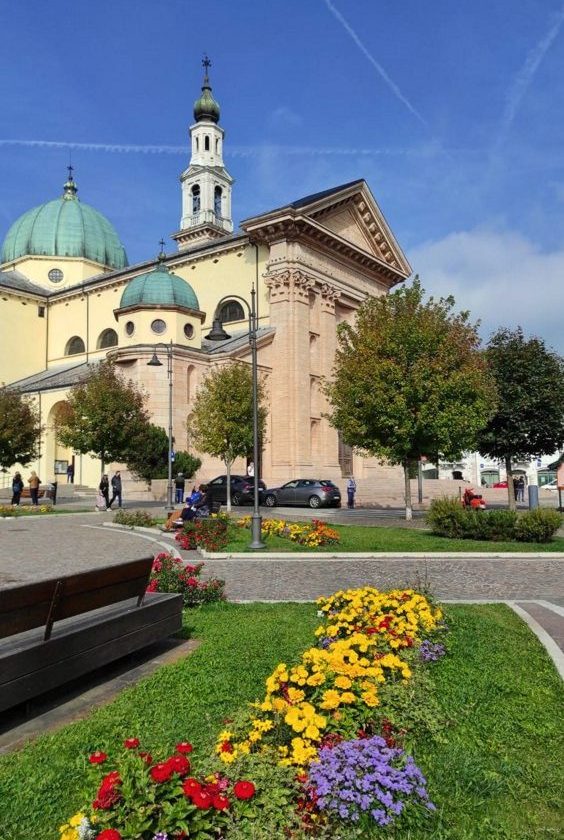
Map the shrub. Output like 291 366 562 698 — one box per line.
147 552 225 606
426 497 468 538
515 508 562 543
176 513 233 552
113 509 157 528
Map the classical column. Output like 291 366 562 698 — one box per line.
319 282 341 470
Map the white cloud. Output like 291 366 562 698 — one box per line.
410 228 564 354
268 106 303 130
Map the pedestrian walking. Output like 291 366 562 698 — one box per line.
512 476 519 501
347 475 357 509
174 472 186 505
11 472 24 506
98 474 110 510
108 471 122 509
247 460 255 478
66 462 74 483
28 471 41 506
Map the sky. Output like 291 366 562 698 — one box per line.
1 0 563 353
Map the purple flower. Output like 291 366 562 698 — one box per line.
152 834 168 840
419 640 446 662
307 735 434 829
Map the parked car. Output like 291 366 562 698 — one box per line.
264 479 341 509
206 475 266 506
492 480 508 488
543 479 560 492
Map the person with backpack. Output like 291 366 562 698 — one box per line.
11 472 24 506
174 472 186 504
109 471 122 509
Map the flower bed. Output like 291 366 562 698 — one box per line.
60 586 447 838
175 514 233 552
147 552 225 606
0 504 52 517
237 516 340 548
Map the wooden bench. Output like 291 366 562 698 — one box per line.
20 485 55 502
0 558 183 713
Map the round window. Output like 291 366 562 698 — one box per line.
125 321 135 336
151 318 166 334
48 268 64 283
183 323 194 339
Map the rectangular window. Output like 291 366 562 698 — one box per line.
38 306 45 318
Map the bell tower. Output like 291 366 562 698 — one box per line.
172 57 234 249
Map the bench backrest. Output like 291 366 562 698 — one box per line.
0 557 154 642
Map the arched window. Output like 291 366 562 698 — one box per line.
205 135 210 151
219 299 245 324
195 137 199 152
191 184 200 213
65 336 85 356
97 328 118 349
214 186 222 217
215 138 220 154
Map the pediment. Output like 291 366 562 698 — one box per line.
305 187 411 276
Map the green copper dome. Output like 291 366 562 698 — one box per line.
120 259 200 310
193 59 220 123
1 174 128 270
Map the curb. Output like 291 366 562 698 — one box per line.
508 602 564 680
199 550 564 561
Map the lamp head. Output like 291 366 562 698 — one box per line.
206 318 231 341
147 352 163 367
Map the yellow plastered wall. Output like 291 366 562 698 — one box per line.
0 294 47 385
3 255 110 291
115 308 203 349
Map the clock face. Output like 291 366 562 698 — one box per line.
48 268 64 283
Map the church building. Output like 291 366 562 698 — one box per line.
0 62 413 501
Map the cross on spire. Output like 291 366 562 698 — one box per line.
67 164 74 181
202 54 211 85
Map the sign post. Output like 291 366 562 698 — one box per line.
558 463 564 512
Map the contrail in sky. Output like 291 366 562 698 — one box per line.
0 139 420 157
323 0 428 129
493 3 564 151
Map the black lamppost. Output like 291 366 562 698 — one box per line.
206 286 265 549
147 340 174 512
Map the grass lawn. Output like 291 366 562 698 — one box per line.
0 604 562 839
225 522 564 553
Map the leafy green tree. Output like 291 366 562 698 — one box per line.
0 387 42 470
56 361 149 475
188 362 267 510
476 327 564 510
125 423 201 484
325 280 497 519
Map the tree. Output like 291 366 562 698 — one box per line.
324 281 497 519
0 387 42 470
56 361 149 475
188 362 267 511
125 423 201 484
476 327 564 510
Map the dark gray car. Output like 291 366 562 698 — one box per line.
264 479 341 509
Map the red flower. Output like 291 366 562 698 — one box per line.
191 789 213 809
146 579 159 592
219 740 234 753
123 738 140 749
186 576 198 588
168 754 190 776
88 751 108 764
182 777 202 798
150 762 174 784
233 780 256 800
204 781 220 796
139 751 153 765
96 831 122 840
213 793 230 810
175 741 193 754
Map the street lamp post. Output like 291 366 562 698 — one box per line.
147 340 174 512
206 286 265 549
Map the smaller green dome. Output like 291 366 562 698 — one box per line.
193 59 220 123
120 259 199 310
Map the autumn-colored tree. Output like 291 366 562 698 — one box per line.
188 362 267 511
0 387 42 470
476 327 564 510
325 281 497 518
56 361 149 475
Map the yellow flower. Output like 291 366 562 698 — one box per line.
361 691 380 707
218 729 232 741
69 814 84 828
320 689 341 709
304 724 320 740
334 675 352 689
286 687 305 704
306 671 325 687
339 692 356 704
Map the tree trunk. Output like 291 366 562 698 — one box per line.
506 456 516 511
225 457 232 512
403 460 413 521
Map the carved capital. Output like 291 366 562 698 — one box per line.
264 269 291 302
291 269 316 303
319 282 341 314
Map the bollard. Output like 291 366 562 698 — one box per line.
528 484 539 510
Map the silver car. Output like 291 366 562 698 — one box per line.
264 479 341 509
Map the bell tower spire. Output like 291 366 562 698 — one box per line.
172 57 234 250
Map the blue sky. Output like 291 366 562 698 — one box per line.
1 0 563 352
